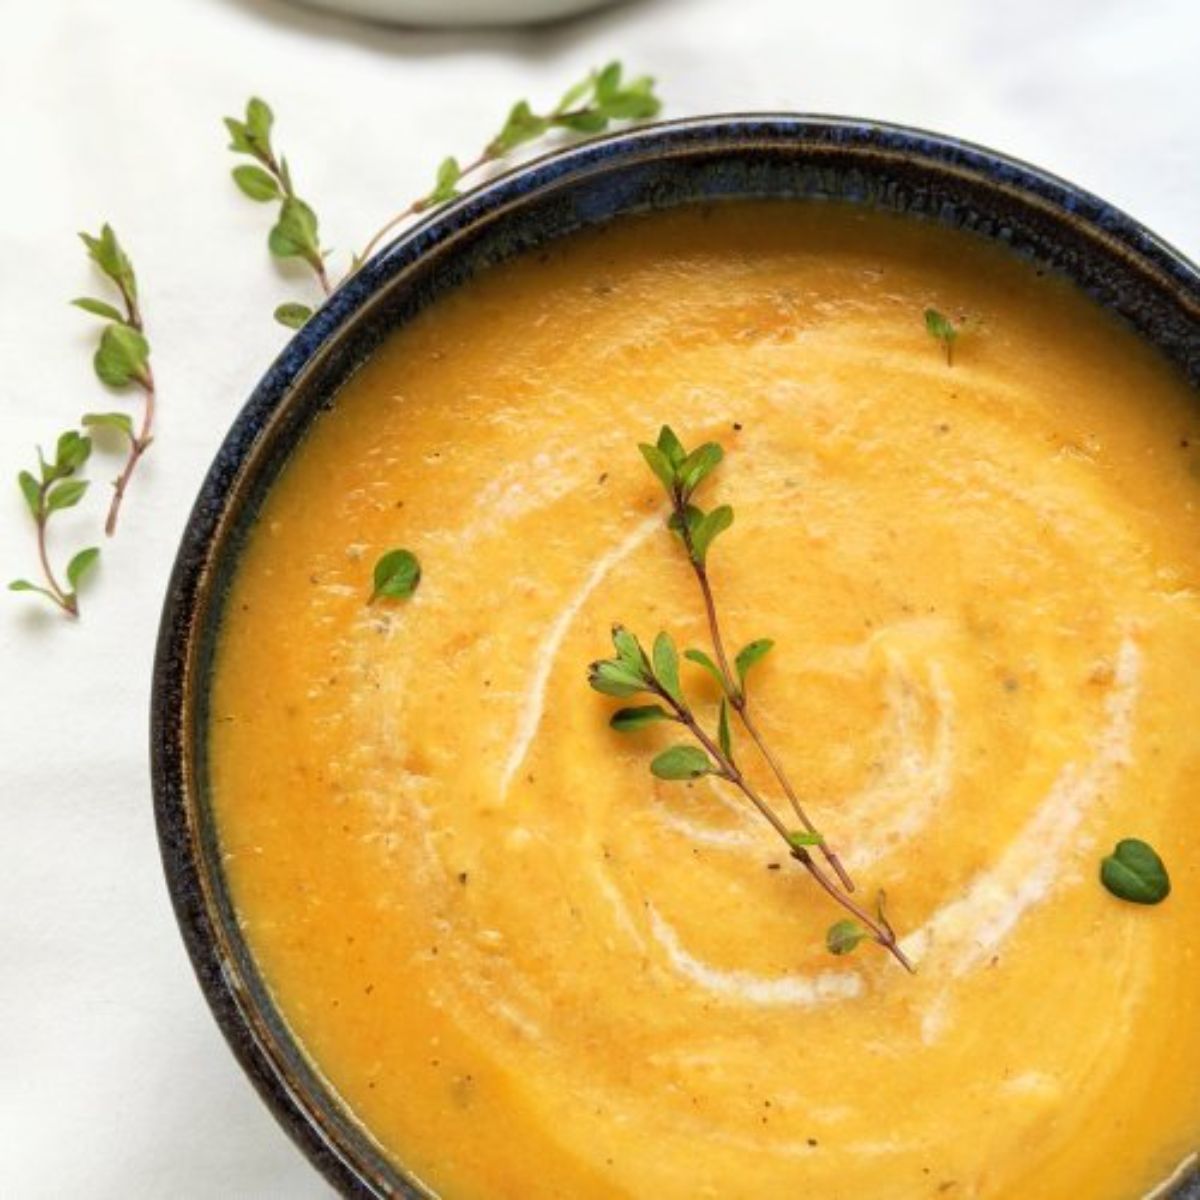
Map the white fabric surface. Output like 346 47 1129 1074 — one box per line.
1 0 1197 1195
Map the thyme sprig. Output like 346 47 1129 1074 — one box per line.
9 431 100 617
356 62 661 268
225 99 330 328
75 224 156 535
226 62 662 329
641 427 855 893
588 427 914 972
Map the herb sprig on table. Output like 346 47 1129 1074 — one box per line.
587 427 915 972
75 225 157 536
226 61 662 329
11 225 154 618
9 431 100 616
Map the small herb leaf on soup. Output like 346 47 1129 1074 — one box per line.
684 647 727 694
652 631 683 705
650 745 715 780
717 696 734 761
587 659 648 698
787 830 824 849
735 638 775 690
638 442 676 492
1101 838 1170 905
371 548 421 602
827 919 868 956
610 705 674 732
689 503 733 565
924 307 959 365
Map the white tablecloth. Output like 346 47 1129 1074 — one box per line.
2 0 1196 1195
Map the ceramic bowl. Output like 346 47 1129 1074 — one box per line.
152 115 1200 1198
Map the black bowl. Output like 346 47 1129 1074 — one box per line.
152 114 1200 1198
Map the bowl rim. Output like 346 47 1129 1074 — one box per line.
151 112 1200 1199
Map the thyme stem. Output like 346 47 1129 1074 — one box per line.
355 105 610 268
356 149 491 267
103 301 155 537
34 503 75 616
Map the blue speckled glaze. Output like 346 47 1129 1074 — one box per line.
153 116 1200 1199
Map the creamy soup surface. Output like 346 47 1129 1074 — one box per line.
209 203 1200 1199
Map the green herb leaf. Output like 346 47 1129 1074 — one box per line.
274 302 313 329
678 442 723 495
93 324 150 388
1100 838 1170 905
667 503 703 542
826 919 867 956
269 197 322 265
594 61 623 103
232 164 281 202
684 647 727 694
924 307 958 364
54 431 92 473
638 442 676 492
18 471 42 519
610 704 673 732
555 71 596 114
652 631 683 704
598 82 661 120
45 479 88 513
71 297 125 322
224 116 254 155
717 697 733 760
735 638 775 689
82 412 136 441
427 156 461 205
554 110 608 134
690 504 733 564
650 744 714 780
8 579 57 600
656 425 686 468
79 225 137 301
246 97 274 146
611 624 647 672
66 547 100 590
490 100 550 154
588 659 650 698
370 548 421 602
787 830 824 849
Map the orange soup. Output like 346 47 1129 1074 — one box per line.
210 203 1200 1198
